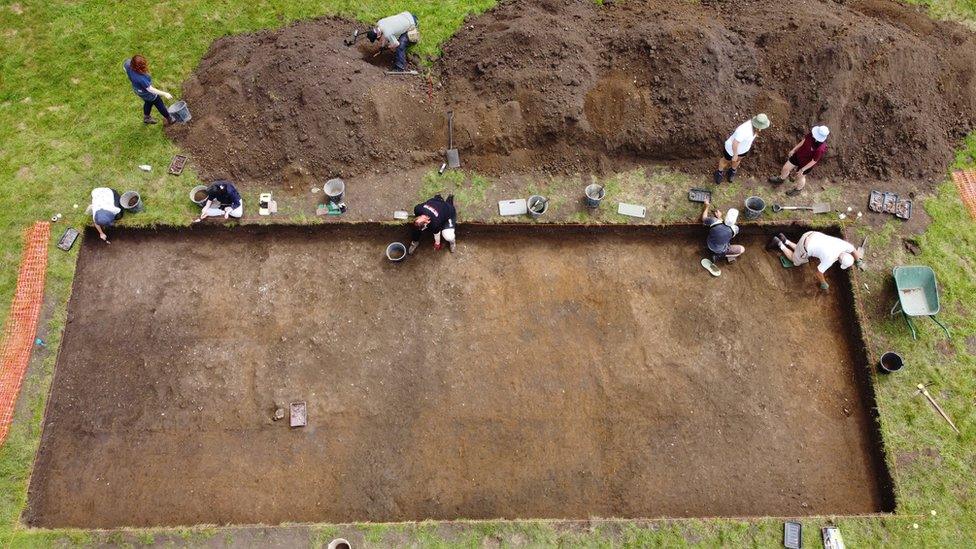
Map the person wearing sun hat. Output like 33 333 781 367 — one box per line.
715 113 770 184
769 230 864 291
769 125 830 196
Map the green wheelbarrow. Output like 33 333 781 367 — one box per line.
890 265 950 340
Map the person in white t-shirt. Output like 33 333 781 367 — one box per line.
90 187 123 243
715 113 770 184
770 231 864 290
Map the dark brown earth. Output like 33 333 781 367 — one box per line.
169 0 976 189
27 225 891 528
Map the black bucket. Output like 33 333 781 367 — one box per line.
879 351 904 374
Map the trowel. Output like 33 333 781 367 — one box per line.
445 111 460 169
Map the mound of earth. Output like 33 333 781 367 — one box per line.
169 0 976 187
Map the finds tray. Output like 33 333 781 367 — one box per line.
868 190 884 213
56 228 80 251
168 154 188 175
894 198 913 220
688 188 712 203
882 191 899 214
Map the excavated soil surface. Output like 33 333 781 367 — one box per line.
170 0 976 188
27 225 892 528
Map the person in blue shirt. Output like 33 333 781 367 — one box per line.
701 199 744 264
193 181 244 222
123 54 174 125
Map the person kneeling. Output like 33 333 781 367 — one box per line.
91 187 123 243
409 194 456 254
702 200 744 266
194 181 243 222
770 230 863 290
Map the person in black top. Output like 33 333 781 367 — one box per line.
701 199 744 263
193 181 244 222
409 194 456 254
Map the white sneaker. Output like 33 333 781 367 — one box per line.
408 241 419 255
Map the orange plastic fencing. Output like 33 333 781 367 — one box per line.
0 222 51 446
953 169 976 220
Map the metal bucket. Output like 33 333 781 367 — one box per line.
168 100 191 123
879 351 904 374
584 184 605 208
527 195 548 218
190 185 209 205
120 190 144 213
744 196 766 219
324 178 345 203
386 242 407 262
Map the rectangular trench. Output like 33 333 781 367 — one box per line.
26 224 894 528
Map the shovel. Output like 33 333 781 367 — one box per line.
771 202 831 214
445 111 460 169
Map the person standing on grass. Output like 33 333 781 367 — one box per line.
90 187 123 243
409 194 456 254
715 113 770 184
768 126 830 196
123 54 174 125
701 199 744 265
193 181 243 222
769 231 864 290
367 11 420 72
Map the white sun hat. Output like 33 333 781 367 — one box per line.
812 126 830 142
839 252 855 269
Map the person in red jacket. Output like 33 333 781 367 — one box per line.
768 125 829 196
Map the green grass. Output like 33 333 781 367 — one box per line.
1 0 976 546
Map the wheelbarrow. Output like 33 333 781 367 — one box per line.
889 265 950 340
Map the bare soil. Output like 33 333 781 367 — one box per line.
27 225 891 528
169 0 976 189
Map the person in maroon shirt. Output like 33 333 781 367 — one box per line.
768 126 830 196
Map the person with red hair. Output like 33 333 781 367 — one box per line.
123 54 174 125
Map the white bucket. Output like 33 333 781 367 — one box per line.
324 178 345 203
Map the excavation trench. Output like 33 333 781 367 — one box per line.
26 224 893 528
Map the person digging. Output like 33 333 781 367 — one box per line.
715 114 770 184
409 194 456 254
700 199 744 276
768 125 830 197
123 54 175 126
366 11 420 72
769 231 864 290
193 181 244 222
90 187 124 243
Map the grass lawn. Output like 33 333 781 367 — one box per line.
1 0 975 546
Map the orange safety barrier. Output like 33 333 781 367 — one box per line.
952 169 976 220
0 222 51 446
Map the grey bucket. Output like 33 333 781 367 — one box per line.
324 178 345 203
744 196 766 219
386 242 407 262
585 184 605 208
120 190 144 213
879 351 904 374
190 185 209 205
168 101 191 123
527 195 548 217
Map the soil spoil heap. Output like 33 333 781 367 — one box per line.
170 0 976 186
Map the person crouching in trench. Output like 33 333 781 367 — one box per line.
409 194 456 254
